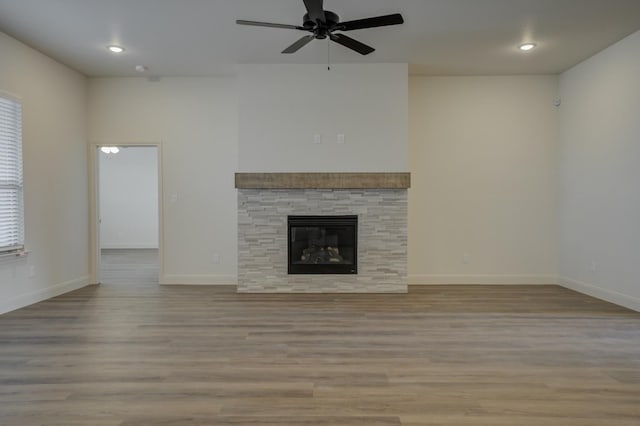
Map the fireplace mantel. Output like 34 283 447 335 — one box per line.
235 172 410 189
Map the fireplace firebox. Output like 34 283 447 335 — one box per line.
288 215 357 274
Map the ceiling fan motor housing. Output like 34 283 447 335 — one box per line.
303 10 339 39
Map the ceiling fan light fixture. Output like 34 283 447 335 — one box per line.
519 42 536 51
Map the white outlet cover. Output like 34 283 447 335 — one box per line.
313 134 322 144
337 134 345 144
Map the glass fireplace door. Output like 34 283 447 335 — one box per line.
288 215 357 274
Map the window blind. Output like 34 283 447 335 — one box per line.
0 94 24 253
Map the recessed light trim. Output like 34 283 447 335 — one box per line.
107 45 125 53
519 43 536 51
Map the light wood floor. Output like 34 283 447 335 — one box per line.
0 284 639 425
100 249 159 285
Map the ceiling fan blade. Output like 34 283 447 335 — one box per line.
236 20 304 30
282 35 315 54
338 13 404 31
303 0 325 24
330 33 375 55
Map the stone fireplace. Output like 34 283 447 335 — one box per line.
235 173 410 293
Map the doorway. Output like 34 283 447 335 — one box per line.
92 144 163 285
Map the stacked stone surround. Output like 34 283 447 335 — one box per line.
237 189 408 293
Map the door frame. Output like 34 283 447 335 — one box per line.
89 141 165 284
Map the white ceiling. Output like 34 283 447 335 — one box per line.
0 0 639 77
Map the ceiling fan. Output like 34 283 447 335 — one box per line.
236 0 404 55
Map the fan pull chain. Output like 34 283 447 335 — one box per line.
327 37 331 71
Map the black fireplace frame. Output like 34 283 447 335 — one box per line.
287 215 358 275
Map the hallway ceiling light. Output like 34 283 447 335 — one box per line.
101 146 120 154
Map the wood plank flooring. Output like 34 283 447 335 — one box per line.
0 284 639 425
100 249 159 285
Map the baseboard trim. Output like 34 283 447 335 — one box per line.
408 274 558 285
160 274 237 285
0 275 90 315
558 276 640 312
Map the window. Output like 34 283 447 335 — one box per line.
0 94 24 254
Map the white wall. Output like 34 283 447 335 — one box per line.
409 76 559 284
558 30 640 311
99 147 158 249
88 77 238 284
238 64 408 172
0 32 88 314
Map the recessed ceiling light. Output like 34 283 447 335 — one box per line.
107 45 125 53
519 43 536 52
135 65 148 72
